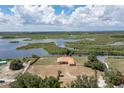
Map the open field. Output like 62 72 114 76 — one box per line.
27 56 102 86
33 56 88 65
105 57 124 74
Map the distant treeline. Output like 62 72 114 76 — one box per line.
1 31 124 35
111 35 124 38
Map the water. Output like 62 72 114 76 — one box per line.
0 38 82 59
97 56 106 63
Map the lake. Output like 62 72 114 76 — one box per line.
0 38 82 59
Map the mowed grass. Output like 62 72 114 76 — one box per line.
33 56 88 65
105 57 124 74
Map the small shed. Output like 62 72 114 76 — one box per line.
57 56 76 66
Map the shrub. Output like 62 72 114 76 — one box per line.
103 70 122 86
11 73 41 88
9 59 23 70
11 73 61 88
39 76 61 88
32 54 40 58
65 49 74 56
84 54 106 71
68 75 98 88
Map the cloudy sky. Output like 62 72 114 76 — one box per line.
0 5 124 32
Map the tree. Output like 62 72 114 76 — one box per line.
103 70 122 86
11 73 41 88
68 75 98 88
57 70 62 80
39 76 61 88
84 54 106 71
88 54 98 62
11 73 61 88
32 54 40 58
9 59 23 70
65 49 74 56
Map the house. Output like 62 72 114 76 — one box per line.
57 56 76 66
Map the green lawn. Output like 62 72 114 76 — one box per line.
105 56 124 74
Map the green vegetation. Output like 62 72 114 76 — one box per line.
111 35 124 38
103 70 122 87
84 54 106 71
16 42 68 54
11 72 99 88
1 36 19 39
11 73 61 88
105 57 124 73
1 32 82 39
68 75 98 88
31 54 40 58
66 41 124 55
65 49 74 56
2 32 124 56
9 59 23 70
9 41 19 43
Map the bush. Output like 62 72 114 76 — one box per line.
103 70 122 86
9 59 23 70
32 54 40 58
65 49 74 56
11 73 61 88
84 54 106 71
39 76 61 88
68 75 98 88
11 73 42 88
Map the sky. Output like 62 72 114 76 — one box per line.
0 5 124 32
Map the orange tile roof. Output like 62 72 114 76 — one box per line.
57 56 75 64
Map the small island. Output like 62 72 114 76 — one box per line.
9 41 19 43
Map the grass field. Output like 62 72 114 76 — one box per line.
105 56 124 74
33 56 88 65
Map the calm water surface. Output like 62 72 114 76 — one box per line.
0 38 82 59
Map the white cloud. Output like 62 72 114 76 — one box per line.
0 5 124 31
10 5 56 25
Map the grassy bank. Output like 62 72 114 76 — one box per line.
16 42 68 54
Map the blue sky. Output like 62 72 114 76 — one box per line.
0 5 124 32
